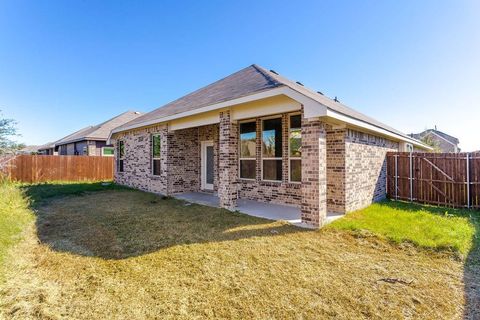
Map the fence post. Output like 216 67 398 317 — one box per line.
395 154 398 200
467 153 470 209
409 152 413 202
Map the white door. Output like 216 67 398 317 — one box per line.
201 141 214 191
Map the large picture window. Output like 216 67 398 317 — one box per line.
262 117 282 181
289 114 301 182
239 121 256 179
117 140 125 172
152 134 161 176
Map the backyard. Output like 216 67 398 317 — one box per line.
0 181 479 319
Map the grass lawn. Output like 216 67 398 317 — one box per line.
0 182 479 319
328 201 478 257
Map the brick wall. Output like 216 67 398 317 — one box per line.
114 124 220 195
325 128 399 214
237 113 302 207
344 129 399 212
166 127 200 193
301 117 327 227
113 124 168 194
218 111 238 209
326 128 346 214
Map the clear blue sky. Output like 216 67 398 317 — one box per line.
1 1 479 150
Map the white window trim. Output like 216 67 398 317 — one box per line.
288 113 302 183
117 140 125 173
238 119 257 181
201 140 214 190
261 116 283 182
151 134 161 176
101 146 114 157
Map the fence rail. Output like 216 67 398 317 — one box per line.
0 155 114 183
386 152 480 209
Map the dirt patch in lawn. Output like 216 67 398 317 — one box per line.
0 188 475 319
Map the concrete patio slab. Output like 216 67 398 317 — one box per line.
174 192 343 229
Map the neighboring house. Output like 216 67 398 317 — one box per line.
37 142 57 155
55 111 142 156
18 145 40 154
109 64 429 227
409 129 460 153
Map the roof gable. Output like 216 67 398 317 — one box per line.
55 111 143 146
119 65 282 130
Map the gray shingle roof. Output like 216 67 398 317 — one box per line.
114 65 420 143
55 111 143 146
410 129 459 145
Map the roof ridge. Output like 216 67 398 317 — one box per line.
251 64 283 87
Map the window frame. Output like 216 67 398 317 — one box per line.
288 113 302 183
117 140 125 173
101 146 115 157
261 115 283 182
238 119 257 181
151 134 161 176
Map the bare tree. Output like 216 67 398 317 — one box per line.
0 110 23 155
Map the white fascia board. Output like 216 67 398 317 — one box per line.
324 109 432 150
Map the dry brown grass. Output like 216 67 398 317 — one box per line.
0 188 476 319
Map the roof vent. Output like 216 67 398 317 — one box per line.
296 81 304 86
134 111 141 114
317 91 324 95
269 69 279 75
334 96 339 102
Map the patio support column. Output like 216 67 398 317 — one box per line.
218 110 238 210
301 117 328 227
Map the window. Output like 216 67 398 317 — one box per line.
289 114 301 182
102 147 114 156
117 140 125 172
152 134 161 176
239 121 256 179
262 117 282 181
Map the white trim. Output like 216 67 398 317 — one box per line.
101 146 114 157
201 141 214 190
288 113 302 183
261 116 283 182
151 134 161 176
108 85 430 150
324 110 431 150
110 87 326 135
238 119 257 180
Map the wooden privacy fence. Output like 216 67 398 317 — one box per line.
0 155 114 183
386 152 480 209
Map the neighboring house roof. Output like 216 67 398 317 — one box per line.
55 111 143 146
19 145 41 154
410 129 460 146
37 141 56 151
112 64 428 148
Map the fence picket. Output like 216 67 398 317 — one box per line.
387 152 479 209
0 155 114 182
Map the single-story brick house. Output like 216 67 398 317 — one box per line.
53 111 142 156
110 65 429 227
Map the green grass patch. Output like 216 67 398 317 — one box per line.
19 180 125 207
328 200 479 255
0 180 34 282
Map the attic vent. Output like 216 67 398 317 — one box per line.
317 91 324 95
296 81 304 86
269 69 279 75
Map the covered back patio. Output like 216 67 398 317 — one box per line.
175 191 343 228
